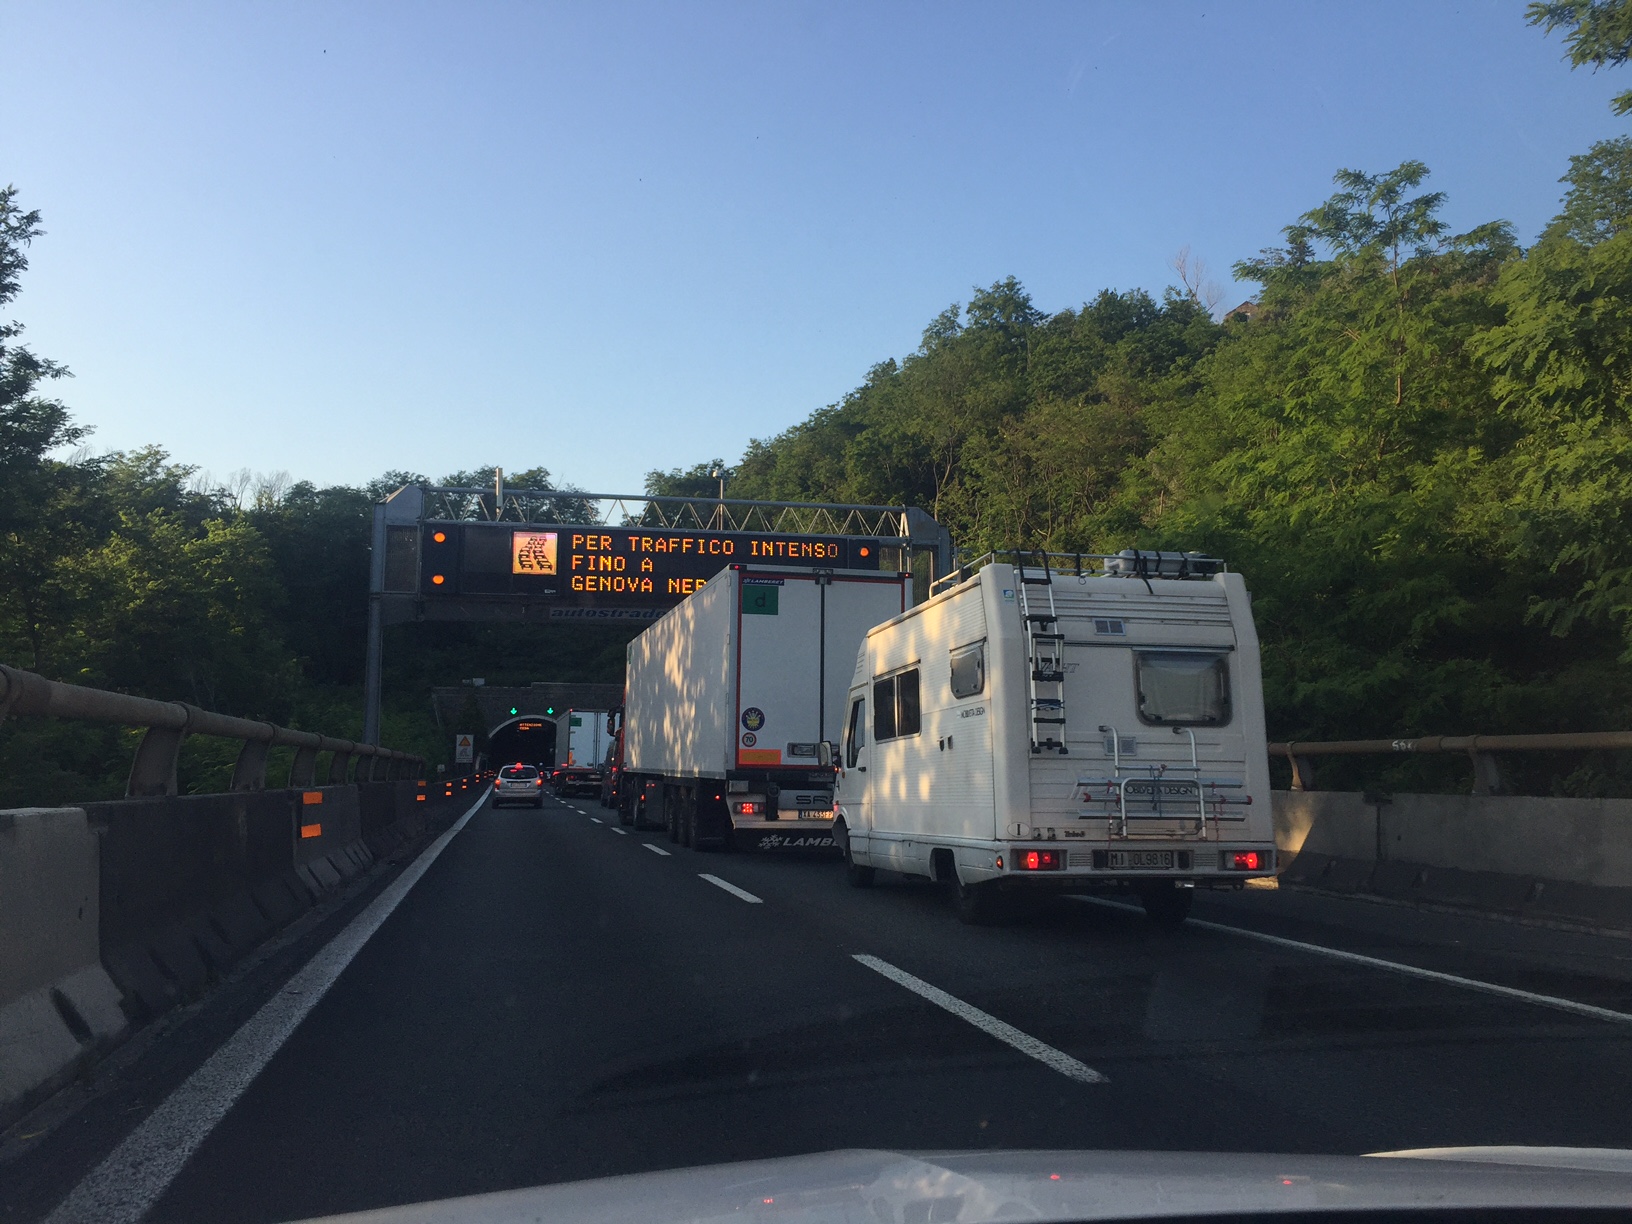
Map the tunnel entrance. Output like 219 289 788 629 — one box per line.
488 716 557 771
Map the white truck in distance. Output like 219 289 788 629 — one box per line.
833 551 1276 926
619 563 909 850
551 708 610 797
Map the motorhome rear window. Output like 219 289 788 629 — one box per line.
872 668 922 741
1134 651 1231 726
950 643 985 698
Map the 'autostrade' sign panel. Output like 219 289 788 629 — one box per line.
420 524 882 605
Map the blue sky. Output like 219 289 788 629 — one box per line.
1 1 1625 495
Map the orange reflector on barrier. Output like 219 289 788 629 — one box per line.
300 823 322 839
416 794 426 802
302 791 323 806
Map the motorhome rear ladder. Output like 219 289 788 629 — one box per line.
1014 550 1067 754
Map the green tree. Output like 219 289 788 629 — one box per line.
1474 138 1632 658
1529 0 1632 113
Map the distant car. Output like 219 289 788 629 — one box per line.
493 763 545 809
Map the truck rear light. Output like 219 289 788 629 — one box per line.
1015 849 1061 871
1223 850 1263 870
736 802 759 815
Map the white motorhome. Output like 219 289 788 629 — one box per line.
833 551 1276 926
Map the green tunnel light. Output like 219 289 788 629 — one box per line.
545 706 555 715
509 706 518 715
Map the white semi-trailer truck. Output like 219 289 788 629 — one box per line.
833 551 1276 926
550 708 610 797
619 563 909 850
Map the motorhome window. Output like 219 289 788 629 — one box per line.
873 677 897 740
846 697 866 768
872 669 921 741
897 669 921 736
1134 651 1231 726
950 643 985 698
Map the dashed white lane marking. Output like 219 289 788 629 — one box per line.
643 844 671 856
853 954 1108 1085
589 817 603 824
1071 895 1632 1026
698 873 763 904
45 792 491 1224
610 827 628 835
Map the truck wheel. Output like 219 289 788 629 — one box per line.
682 805 697 849
618 796 633 826
666 794 681 844
1139 883 1194 930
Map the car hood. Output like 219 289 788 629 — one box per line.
292 1146 1632 1223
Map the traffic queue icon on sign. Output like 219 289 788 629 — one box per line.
512 531 559 575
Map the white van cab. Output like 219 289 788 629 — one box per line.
832 550 1276 926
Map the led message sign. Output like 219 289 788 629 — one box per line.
420 524 882 608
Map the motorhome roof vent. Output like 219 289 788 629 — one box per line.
1106 549 1224 579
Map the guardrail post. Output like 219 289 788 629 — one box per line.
230 739 270 791
1289 754 1317 792
127 726 183 797
289 745 318 787
1469 750 1504 796
327 749 352 785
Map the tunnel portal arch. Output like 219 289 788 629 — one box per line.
487 714 557 770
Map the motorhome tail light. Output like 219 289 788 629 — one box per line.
1015 849 1062 871
1224 850 1262 871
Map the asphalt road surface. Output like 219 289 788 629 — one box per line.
8 790 1632 1223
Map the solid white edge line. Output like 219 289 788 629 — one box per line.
697 873 763 903
643 844 671 856
853 954 1107 1085
1070 895 1632 1026
45 791 491 1224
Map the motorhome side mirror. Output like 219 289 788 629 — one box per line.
818 741 833 767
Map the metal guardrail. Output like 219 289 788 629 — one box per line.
0 665 423 797
1269 732 1632 795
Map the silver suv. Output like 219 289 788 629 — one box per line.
493 763 544 809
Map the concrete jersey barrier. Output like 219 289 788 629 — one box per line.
1274 790 1632 928
0 809 127 1115
0 779 467 1128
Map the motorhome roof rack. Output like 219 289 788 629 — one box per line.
929 549 1228 597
